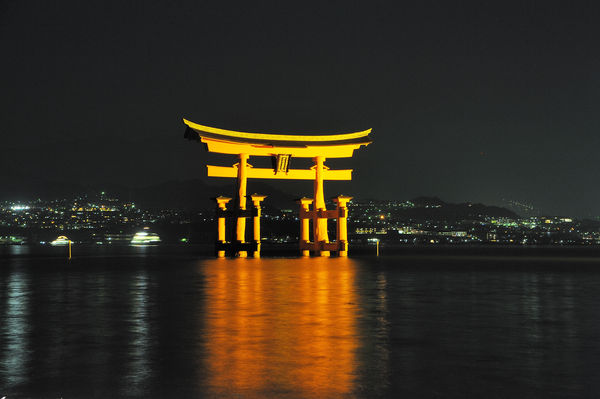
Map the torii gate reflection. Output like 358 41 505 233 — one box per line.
184 119 371 257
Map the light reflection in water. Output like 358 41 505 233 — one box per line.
125 272 151 396
1 271 31 388
3 255 597 398
200 257 359 398
373 272 390 385
4 245 31 257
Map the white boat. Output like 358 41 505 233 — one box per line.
50 235 71 246
130 231 161 246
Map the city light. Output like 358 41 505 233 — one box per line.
2 194 600 247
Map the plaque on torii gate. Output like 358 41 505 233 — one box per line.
183 119 372 257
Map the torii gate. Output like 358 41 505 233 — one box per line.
183 119 372 258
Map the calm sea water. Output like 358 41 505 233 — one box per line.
2 248 600 398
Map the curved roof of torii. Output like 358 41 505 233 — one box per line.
183 119 372 147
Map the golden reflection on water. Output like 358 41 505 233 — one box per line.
200 257 359 398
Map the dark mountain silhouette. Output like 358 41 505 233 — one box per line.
0 175 296 211
410 196 447 207
0 174 519 218
130 179 296 210
406 196 519 220
360 196 519 221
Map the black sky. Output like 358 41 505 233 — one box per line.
1 1 599 215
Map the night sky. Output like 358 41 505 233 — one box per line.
2 1 599 216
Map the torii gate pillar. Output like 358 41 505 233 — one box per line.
236 153 249 258
313 156 330 257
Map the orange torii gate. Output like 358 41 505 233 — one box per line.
183 119 372 258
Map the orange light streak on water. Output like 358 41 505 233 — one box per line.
200 257 359 398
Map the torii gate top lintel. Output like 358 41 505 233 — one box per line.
183 118 372 158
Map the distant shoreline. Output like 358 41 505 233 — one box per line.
4 243 600 263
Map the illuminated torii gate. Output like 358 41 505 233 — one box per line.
183 119 372 257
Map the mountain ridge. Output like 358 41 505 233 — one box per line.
1 177 519 218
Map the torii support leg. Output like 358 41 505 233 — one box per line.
297 197 314 257
333 196 352 257
236 153 249 258
313 156 330 257
215 196 232 258
251 194 266 258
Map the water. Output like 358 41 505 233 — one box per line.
2 250 600 398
